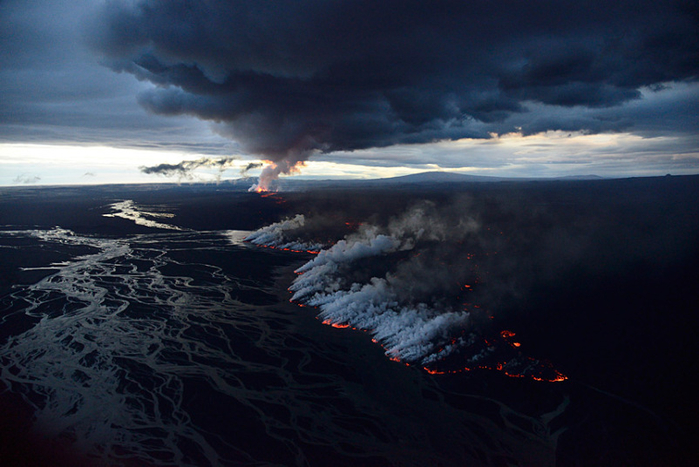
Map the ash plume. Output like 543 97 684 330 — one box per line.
250 155 306 192
139 156 238 181
88 1 699 186
240 162 263 177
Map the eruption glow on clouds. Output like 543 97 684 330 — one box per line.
85 0 699 185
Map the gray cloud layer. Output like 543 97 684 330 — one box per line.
88 0 699 166
1 0 697 178
0 0 233 155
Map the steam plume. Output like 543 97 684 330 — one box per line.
244 214 326 252
247 203 485 366
250 155 307 192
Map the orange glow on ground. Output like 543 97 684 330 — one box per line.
423 360 568 382
321 319 351 329
248 243 319 255
273 245 567 383
532 372 568 383
316 314 568 382
500 330 522 347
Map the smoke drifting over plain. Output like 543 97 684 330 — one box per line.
243 179 699 379
288 203 482 366
88 1 699 184
245 194 571 377
140 156 238 181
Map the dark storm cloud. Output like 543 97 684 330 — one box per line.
0 0 233 155
89 0 699 167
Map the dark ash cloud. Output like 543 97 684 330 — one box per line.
140 156 238 180
0 0 236 156
240 162 263 177
89 0 698 175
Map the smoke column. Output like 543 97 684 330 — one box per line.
88 1 699 188
250 153 307 192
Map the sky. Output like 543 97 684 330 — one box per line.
1 0 698 186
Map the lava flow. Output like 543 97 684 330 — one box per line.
246 213 567 384
422 328 567 382
251 243 320 255
259 192 286 204
310 299 567 383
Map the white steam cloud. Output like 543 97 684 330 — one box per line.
244 214 326 252
249 204 482 366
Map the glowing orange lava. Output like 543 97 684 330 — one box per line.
250 243 319 255
532 372 568 383
500 329 521 347
283 250 567 383
322 319 351 329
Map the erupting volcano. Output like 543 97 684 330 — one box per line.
2 0 698 464
248 148 311 192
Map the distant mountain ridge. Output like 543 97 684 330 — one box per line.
378 172 508 183
272 171 604 188
0 171 606 192
376 171 604 184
